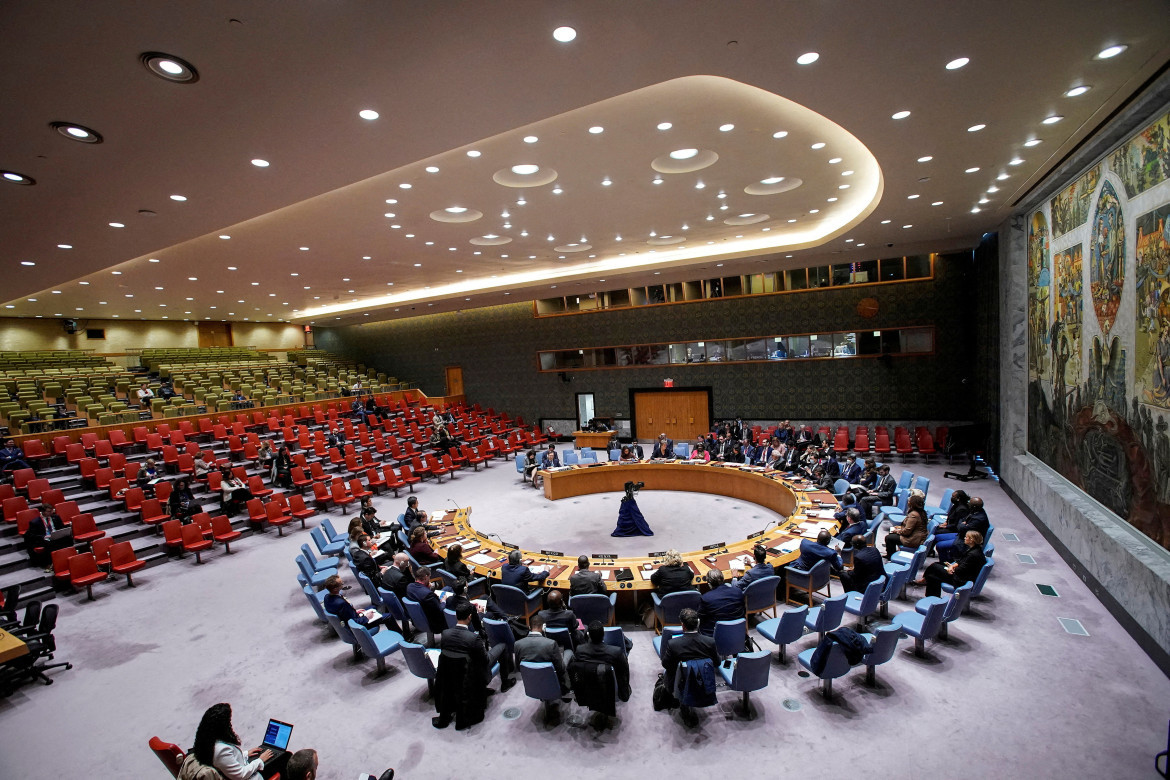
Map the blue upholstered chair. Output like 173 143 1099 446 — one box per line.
784 558 831 606
674 443 690 458
890 545 928 587
652 625 682 659
925 487 953 520
375 588 408 629
797 641 855 698
519 661 563 720
483 617 517 656
936 582 974 639
437 567 487 599
399 640 439 695
608 448 621 461
302 584 328 623
804 593 847 641
832 478 850 499
652 590 702 631
713 618 748 658
311 525 346 556
913 475 931 500
570 593 617 626
354 570 381 607
755 604 808 663
348 620 404 674
323 611 364 659
942 557 995 609
491 583 542 625
300 543 334 573
578 449 599 463
563 450 579 465
403 598 437 647
879 564 912 618
515 457 526 480
843 574 886 626
321 517 347 544
602 626 627 653
859 623 904 685
891 595 949 656
718 650 771 718
296 555 335 587
443 607 458 629
545 626 575 652
743 575 781 619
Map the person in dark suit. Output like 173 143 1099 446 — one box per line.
536 589 581 641
922 531 987 597
443 543 473 580
834 493 860 523
407 526 443 565
24 503 71 569
835 507 869 546
792 530 844 574
936 497 990 562
501 549 548 592
569 555 606 596
402 496 429 532
513 613 571 693
381 552 415 604
650 549 695 595
932 490 972 537
839 535 885 593
859 465 896 519
697 570 745 636
824 454 841 479
652 434 675 459
539 444 561 469
574 620 630 701
841 454 863 484
735 544 777 589
433 602 514 729
322 574 400 632
661 608 720 692
351 534 393 590
630 442 645 460
406 566 448 635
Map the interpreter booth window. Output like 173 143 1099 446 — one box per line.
539 352 559 370
683 342 707 363
880 257 906 281
856 331 883 355
833 332 857 356
744 338 770 360
706 341 727 362
809 334 834 358
901 327 934 353
905 254 932 279
667 344 687 364
725 339 748 362
809 266 831 288
634 344 669 365
788 335 811 358
615 346 634 367
786 268 808 290
769 337 789 359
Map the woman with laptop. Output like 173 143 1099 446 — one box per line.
185 702 288 779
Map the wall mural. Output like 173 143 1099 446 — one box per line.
1028 105 1170 552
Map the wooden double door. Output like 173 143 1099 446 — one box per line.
632 389 710 442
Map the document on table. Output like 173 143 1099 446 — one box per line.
468 553 496 565
598 569 611 580
778 540 801 554
814 509 838 519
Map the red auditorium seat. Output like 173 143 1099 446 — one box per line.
21 439 51 464
69 552 109 600
347 478 372 502
328 479 355 514
70 513 104 545
211 514 242 552
64 443 86 466
181 523 214 562
398 464 420 492
265 501 294 536
91 537 114 570
25 478 51 504
109 541 146 586
107 429 133 452
287 494 315 523
162 519 185 555
140 499 170 528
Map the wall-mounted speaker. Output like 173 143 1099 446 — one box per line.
62 319 78 334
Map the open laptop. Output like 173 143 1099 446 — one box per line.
259 718 294 765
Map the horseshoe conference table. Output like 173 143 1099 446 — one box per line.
423 461 842 601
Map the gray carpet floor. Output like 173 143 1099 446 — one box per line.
1 453 1168 780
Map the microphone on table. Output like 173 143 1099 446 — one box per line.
758 519 779 535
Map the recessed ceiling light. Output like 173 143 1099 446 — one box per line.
2 170 35 185
997 173 1009 180
227 266 238 270
1096 44 1127 59
414 263 422 267
188 276 198 281
1042 115 1064 125
880 219 891 224
169 194 187 201
51 121 104 144
299 246 309 251
601 178 611 186
965 167 981 173
987 185 999 193
148 258 160 262
695 182 706 189
465 150 482 158
1064 85 1091 98
111 270 122 275
109 222 124 228
511 164 540 175
669 148 698 160
760 177 785 185
946 57 970 70
719 123 735 132
399 183 412 189
79 281 89 286
772 131 788 138
657 122 673 130
552 26 576 42
359 109 379 120
839 184 850 190
828 157 842 164
931 201 944 206
968 124 986 132
809 209 820 214
972 207 982 213
1010 157 1024 165
1024 138 1042 147
841 170 853 176
796 52 819 65
142 52 198 82
523 135 538 144
827 197 838 202
979 197 990 204
20 260 35 266
219 235 230 239
907 194 919 199
811 142 826 149
902 224 913 229
588 126 604 134
891 110 911 120
251 158 269 167
425 166 440 173
917 155 933 163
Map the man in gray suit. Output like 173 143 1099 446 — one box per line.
513 613 572 694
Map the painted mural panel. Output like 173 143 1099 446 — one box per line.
1089 180 1125 335
1027 211 1051 379
1135 202 1170 413
1028 105 1170 552
1108 109 1170 198
1050 164 1101 237
1052 244 1083 388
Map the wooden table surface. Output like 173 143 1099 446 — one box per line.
572 431 614 450
0 628 29 664
429 461 840 593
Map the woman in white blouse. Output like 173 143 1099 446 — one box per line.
189 703 273 780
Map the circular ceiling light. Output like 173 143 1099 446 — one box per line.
109 222 124 228
945 57 970 70
657 122 672 130
967 124 986 132
493 165 558 187
1010 157 1025 165
811 142 826 149
719 123 735 132
891 110 911 119
50 122 103 143
652 149 718 174
552 26 577 42
744 177 802 196
251 158 269 167
469 235 512 246
358 109 379 120
425 166 440 173
647 236 685 246
917 155 933 162
2 170 35 185
523 135 538 144
554 243 592 253
1065 85 1091 98
169 194 187 201
1042 115 1064 124
1096 44 1127 59
796 52 819 65
965 167 980 173
588 126 604 134
1024 138 1042 147
772 131 788 138
430 207 483 223
724 213 769 225
141 52 199 82
466 150 481 157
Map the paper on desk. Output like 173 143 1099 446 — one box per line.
598 570 611 580
468 553 496 565
814 510 837 519
779 540 801 553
